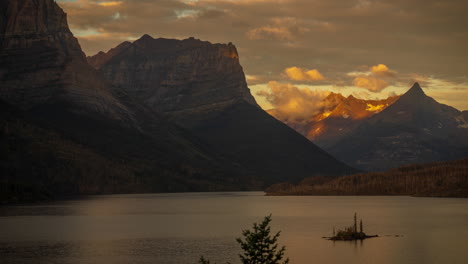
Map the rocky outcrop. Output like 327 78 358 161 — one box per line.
89 35 258 121
329 83 468 171
0 0 130 121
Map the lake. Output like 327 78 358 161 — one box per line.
1 192 467 264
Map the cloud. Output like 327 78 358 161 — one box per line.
350 64 395 92
57 0 468 108
285 67 325 81
98 1 122 7
256 81 330 122
247 26 294 41
246 17 310 41
353 76 390 92
370 64 396 77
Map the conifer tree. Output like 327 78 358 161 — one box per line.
197 215 289 264
236 215 289 264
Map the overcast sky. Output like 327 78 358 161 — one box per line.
58 0 468 111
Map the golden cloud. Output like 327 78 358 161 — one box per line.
370 64 396 77
349 64 396 92
353 76 389 92
256 81 330 122
285 67 325 81
97 1 122 7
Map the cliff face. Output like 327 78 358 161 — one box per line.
92 37 357 183
0 0 265 201
89 35 258 120
0 0 129 121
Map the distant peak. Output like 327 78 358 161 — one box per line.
325 92 345 101
136 34 154 42
404 82 426 98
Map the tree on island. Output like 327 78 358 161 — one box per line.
329 212 377 241
198 215 289 264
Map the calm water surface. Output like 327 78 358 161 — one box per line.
1 192 467 264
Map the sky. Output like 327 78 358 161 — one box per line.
58 0 468 111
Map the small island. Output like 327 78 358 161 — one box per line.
327 213 378 241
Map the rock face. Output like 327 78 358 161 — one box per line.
0 0 356 200
329 83 468 171
92 37 357 183
0 0 129 121
87 41 132 69
89 35 258 121
0 0 266 201
267 93 399 148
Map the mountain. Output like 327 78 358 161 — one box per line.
89 36 357 184
88 35 258 123
267 93 399 148
0 0 131 122
0 0 356 202
0 0 261 202
328 83 468 171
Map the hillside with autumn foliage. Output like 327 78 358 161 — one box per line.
265 158 468 197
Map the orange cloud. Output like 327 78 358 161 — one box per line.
97 1 122 7
350 64 395 92
353 76 389 92
371 64 396 77
285 67 325 81
256 81 329 122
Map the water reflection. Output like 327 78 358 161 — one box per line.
1 193 468 264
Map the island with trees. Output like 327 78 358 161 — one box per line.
326 213 378 241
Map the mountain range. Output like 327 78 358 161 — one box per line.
267 93 400 149
269 83 468 171
329 83 468 171
86 33 354 184
0 0 354 202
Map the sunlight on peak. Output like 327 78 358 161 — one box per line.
365 103 386 112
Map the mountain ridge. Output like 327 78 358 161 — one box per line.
92 36 357 183
1 0 356 203
328 83 468 171
267 92 400 148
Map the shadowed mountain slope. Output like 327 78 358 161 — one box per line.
90 36 357 183
0 0 266 202
328 83 468 171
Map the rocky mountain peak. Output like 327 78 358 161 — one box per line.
87 41 132 69
403 82 426 99
91 37 258 119
0 0 84 58
0 0 129 120
134 34 154 46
